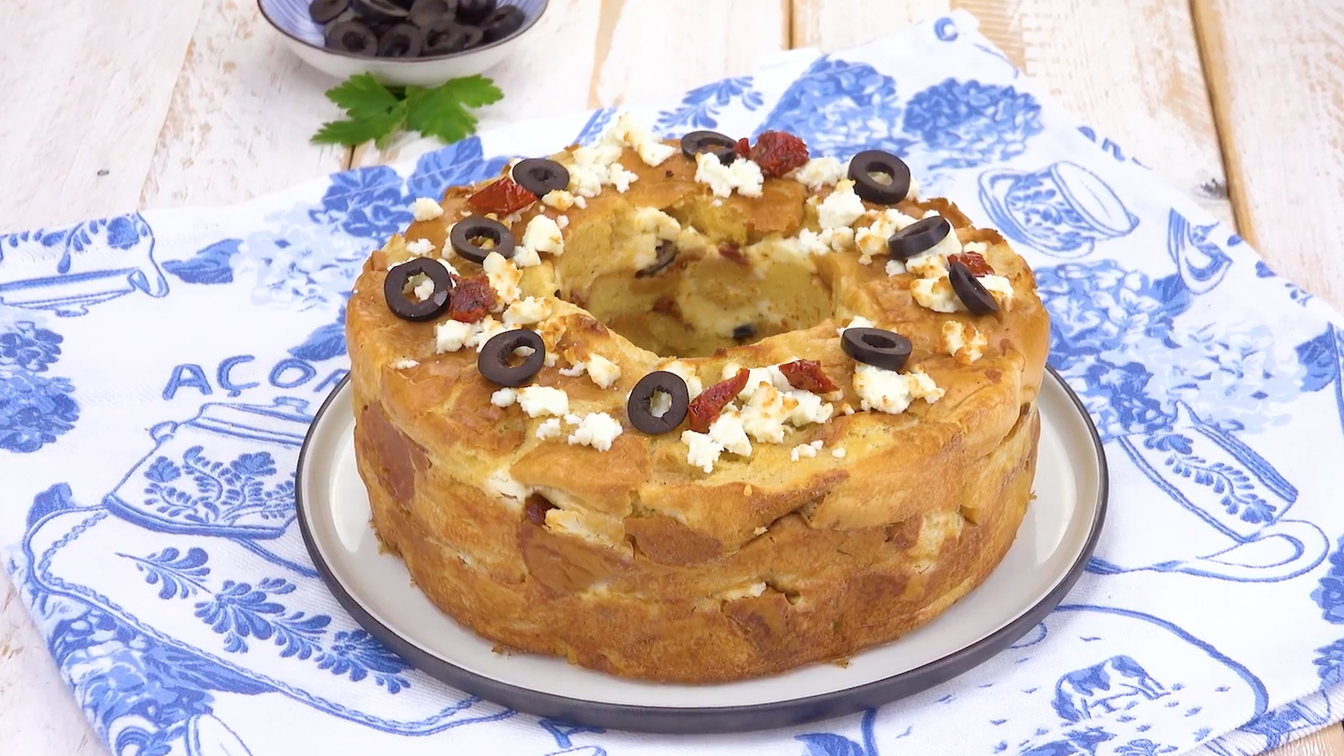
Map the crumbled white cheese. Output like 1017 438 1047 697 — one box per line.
558 362 586 377
466 317 507 352
649 389 673 418
790 439 825 462
719 582 768 601
437 257 459 277
542 190 577 211
566 143 638 198
963 241 989 255
633 206 681 239
787 390 834 426
838 315 876 337
796 229 831 257
905 248 950 279
410 274 436 303
517 386 569 418
832 447 847 459
482 252 522 306
585 353 621 389
792 157 846 191
535 417 563 440
682 430 724 473
853 364 945 414
979 275 1016 310
410 197 444 221
941 321 987 364
607 162 638 193
485 468 530 503
694 151 764 198
910 276 965 313
855 208 920 259
490 388 518 408
907 175 920 201
434 319 483 353
565 412 623 451
708 410 753 457
405 237 435 256
503 297 552 327
739 384 791 444
659 360 704 398
722 362 790 399
603 112 677 166
511 215 563 268
885 258 907 277
391 359 419 370
817 179 867 229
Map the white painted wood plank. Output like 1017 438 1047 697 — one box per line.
791 0 1236 227
352 0 790 167
1193 0 1344 313
0 0 202 232
137 0 352 210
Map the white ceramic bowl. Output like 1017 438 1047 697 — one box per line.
257 0 548 86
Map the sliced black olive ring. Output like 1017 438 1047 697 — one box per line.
455 0 497 25
949 260 1000 315
627 371 690 435
478 329 546 387
841 327 913 372
848 149 912 205
481 4 525 42
323 19 378 55
450 216 516 264
409 0 457 27
383 257 454 322
887 216 952 261
680 130 737 162
310 0 351 23
635 240 679 278
511 158 570 197
376 23 425 57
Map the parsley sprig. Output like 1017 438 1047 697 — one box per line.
311 73 504 149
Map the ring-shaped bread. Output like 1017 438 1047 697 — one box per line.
346 116 1051 683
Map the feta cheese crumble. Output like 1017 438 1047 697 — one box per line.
707 410 753 457
517 386 569 418
490 388 518 408
790 440 825 462
405 237 435 256
410 197 444 221
482 252 522 306
535 417 563 440
909 276 965 313
941 321 988 364
604 112 677 167
503 297 552 327
434 317 506 353
585 353 621 389
694 151 764 198
682 430 725 473
564 412 623 451
391 359 419 370
853 364 945 414
792 156 846 190
816 179 867 229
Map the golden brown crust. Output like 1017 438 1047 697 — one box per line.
346 131 1050 682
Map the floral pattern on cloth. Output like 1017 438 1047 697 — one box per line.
3 9 1344 756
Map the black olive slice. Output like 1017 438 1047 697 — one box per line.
422 19 482 54
377 23 425 57
351 0 411 23
887 216 952 260
511 158 570 197
841 327 913 371
449 216 516 264
680 130 737 160
848 149 912 205
732 324 755 341
455 0 497 25
635 240 679 278
383 258 454 321
481 4 525 42
948 260 1000 315
409 0 458 27
478 329 545 387
627 371 690 435
324 20 378 55
310 0 351 24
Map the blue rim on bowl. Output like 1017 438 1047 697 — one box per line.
257 0 549 63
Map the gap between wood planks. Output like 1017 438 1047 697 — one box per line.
1186 0 1248 241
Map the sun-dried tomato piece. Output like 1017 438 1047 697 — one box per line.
948 252 995 277
447 274 496 323
466 176 538 216
719 243 748 267
687 368 749 433
735 137 751 159
778 360 839 393
750 130 810 178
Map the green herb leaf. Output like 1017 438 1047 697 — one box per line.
309 72 503 148
405 76 504 145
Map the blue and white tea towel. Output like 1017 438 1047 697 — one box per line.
4 11 1344 756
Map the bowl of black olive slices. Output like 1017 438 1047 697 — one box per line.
259 0 548 86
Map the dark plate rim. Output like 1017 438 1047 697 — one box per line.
256 0 550 65
294 365 1109 734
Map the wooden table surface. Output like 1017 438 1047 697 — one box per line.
2 0 1341 754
